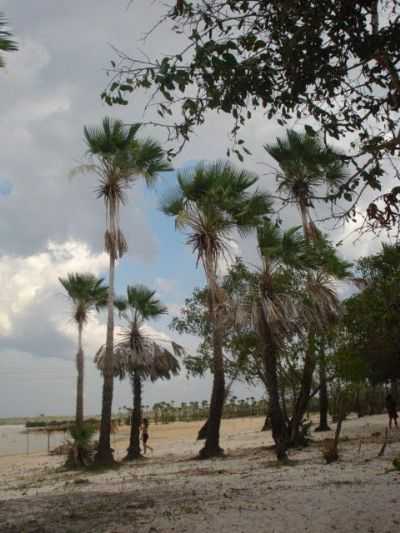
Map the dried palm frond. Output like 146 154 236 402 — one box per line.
104 229 128 259
301 272 340 331
95 325 182 382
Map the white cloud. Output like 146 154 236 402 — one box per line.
0 0 393 418
0 239 108 336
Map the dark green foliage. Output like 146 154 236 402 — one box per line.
115 285 167 325
265 130 348 206
59 273 108 324
104 1 400 210
69 422 98 449
66 422 98 468
162 161 273 265
338 243 400 384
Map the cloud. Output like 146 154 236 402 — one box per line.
0 239 108 348
0 0 391 418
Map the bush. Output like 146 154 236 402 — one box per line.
65 422 98 468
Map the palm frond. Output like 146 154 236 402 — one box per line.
265 129 347 204
69 164 99 179
59 273 108 324
125 284 167 321
162 160 272 268
95 329 182 382
133 137 173 186
301 272 340 331
0 13 17 68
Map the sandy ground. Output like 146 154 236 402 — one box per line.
0 414 400 533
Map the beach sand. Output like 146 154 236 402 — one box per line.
1 414 399 532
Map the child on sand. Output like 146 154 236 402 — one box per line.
141 418 153 455
385 394 398 429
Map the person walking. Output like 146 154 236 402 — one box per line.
141 418 153 455
385 394 398 429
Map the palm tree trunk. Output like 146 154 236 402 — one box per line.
199 261 225 458
315 352 331 432
293 200 318 441
126 371 142 460
75 322 84 428
289 335 316 445
95 251 115 466
299 200 312 240
197 369 238 440
257 304 288 461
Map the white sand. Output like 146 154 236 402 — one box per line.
0 414 399 532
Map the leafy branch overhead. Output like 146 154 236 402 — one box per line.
103 1 400 220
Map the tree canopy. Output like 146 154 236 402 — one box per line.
337 243 400 384
104 1 400 224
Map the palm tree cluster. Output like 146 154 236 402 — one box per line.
59 120 353 466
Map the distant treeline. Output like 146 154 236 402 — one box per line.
146 398 267 425
10 386 388 429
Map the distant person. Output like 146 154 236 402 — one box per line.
142 418 153 455
385 394 398 429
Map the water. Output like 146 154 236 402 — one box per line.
0 425 68 456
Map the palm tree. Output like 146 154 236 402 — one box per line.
253 220 342 458
265 129 346 240
77 117 172 465
95 284 181 460
265 129 348 432
59 273 108 428
254 221 310 459
162 160 272 458
0 13 18 68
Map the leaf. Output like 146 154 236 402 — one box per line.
304 125 317 137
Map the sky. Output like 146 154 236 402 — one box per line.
0 1 391 418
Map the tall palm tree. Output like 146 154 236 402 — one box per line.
95 284 181 460
253 220 342 458
77 117 172 465
59 273 108 427
162 160 272 458
0 13 18 68
265 129 348 432
254 220 311 459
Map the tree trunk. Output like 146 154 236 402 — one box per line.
257 304 288 461
95 251 115 466
261 411 272 431
315 352 331 432
75 322 84 428
299 199 317 241
289 335 316 445
197 373 237 440
126 371 142 460
199 261 225 458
